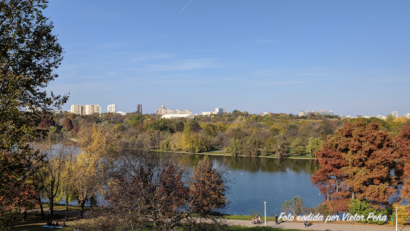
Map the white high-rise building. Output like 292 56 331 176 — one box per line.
70 105 84 115
405 113 410 119
84 105 101 115
107 104 116 113
392 111 399 118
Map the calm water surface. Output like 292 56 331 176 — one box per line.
182 155 323 216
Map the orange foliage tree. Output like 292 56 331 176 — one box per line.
395 123 410 205
311 121 401 213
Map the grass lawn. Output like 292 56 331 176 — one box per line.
224 215 277 222
40 203 91 211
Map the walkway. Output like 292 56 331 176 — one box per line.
224 220 408 231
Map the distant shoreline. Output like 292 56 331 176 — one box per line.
156 150 316 160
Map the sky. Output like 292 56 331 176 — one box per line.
44 0 410 116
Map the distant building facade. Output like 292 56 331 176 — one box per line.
161 114 195 119
70 105 84 115
298 110 306 117
25 106 42 113
405 113 410 119
392 111 399 118
155 104 192 115
202 108 226 116
307 110 334 116
137 104 142 114
84 105 101 115
107 104 116 113
117 111 126 116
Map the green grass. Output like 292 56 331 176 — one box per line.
41 203 91 211
224 215 278 222
287 154 314 159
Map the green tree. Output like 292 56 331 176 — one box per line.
127 113 146 127
386 114 395 123
348 199 388 225
0 0 68 227
306 137 323 157
229 138 242 157
281 196 305 216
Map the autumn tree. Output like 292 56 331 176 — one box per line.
395 123 410 206
73 124 120 217
63 118 74 131
88 151 227 231
189 157 227 215
311 121 400 213
0 0 68 227
34 134 70 218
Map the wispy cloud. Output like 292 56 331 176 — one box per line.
132 54 175 62
363 13 381 22
180 0 192 14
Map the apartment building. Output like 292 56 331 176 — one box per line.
85 105 101 115
107 104 116 113
70 105 84 115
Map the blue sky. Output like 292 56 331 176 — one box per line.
45 0 410 116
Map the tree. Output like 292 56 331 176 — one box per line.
63 118 73 131
388 203 410 225
291 138 305 154
89 151 226 231
73 124 120 216
188 119 201 132
386 114 395 123
229 138 242 157
311 121 400 213
34 134 68 219
394 123 410 205
281 196 305 216
0 0 68 227
189 156 227 214
306 137 323 157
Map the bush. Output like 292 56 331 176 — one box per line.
348 199 388 225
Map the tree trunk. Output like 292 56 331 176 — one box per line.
80 200 85 218
65 194 69 221
38 197 44 219
23 210 27 221
336 180 339 192
352 192 355 199
48 195 54 218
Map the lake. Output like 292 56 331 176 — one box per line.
181 155 323 216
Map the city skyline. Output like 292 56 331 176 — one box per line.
44 1 410 116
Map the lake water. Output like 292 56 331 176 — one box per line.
181 155 323 216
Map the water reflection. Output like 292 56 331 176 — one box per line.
180 154 322 216
180 155 318 174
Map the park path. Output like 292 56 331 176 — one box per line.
224 219 408 231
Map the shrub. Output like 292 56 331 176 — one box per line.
348 199 388 225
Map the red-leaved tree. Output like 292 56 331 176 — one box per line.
311 121 401 213
395 123 410 207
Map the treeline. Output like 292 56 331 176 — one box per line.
49 111 409 158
